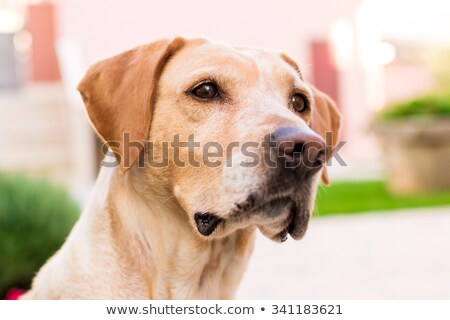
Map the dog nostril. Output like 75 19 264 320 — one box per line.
316 149 326 164
310 148 326 169
271 127 326 169
306 141 326 164
287 142 304 158
278 141 304 161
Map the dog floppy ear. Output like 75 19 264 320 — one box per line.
77 38 185 172
309 85 342 185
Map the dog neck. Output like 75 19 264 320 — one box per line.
101 166 255 299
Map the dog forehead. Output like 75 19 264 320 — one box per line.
161 39 300 86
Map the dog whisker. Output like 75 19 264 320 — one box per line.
161 194 176 204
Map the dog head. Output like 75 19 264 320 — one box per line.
78 37 341 242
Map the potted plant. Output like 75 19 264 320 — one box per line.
373 92 450 194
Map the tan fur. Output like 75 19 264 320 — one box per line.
23 37 341 299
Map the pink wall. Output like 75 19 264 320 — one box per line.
27 3 60 81
57 0 361 78
311 41 339 106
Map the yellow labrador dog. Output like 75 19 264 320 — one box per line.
24 37 341 299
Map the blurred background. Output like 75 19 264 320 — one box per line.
0 0 449 299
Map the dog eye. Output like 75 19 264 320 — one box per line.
191 82 219 100
291 94 307 113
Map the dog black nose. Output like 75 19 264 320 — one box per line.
271 127 326 170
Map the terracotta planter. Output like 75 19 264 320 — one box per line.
374 117 450 194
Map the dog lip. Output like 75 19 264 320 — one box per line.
234 194 256 211
231 187 311 242
194 212 223 236
278 226 289 242
287 205 310 240
234 187 295 213
270 204 309 242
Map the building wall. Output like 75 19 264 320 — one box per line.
57 0 362 77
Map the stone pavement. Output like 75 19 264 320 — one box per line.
237 206 450 299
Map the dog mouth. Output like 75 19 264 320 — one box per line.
193 186 312 241
232 188 311 242
257 199 310 243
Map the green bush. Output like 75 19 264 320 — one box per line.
377 92 450 121
0 173 79 297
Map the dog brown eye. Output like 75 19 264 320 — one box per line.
192 82 219 100
291 94 307 113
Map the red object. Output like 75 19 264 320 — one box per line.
5 288 25 300
26 3 61 81
310 40 339 107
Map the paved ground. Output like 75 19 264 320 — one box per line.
237 206 450 299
